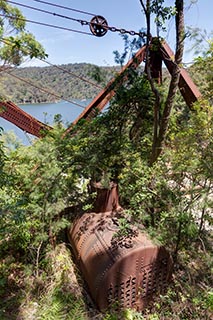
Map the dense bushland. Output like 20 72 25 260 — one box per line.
0 44 212 318
0 0 211 318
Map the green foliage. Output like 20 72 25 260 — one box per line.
103 308 144 320
0 244 88 319
187 26 213 56
113 31 145 66
88 65 106 84
36 286 86 320
150 0 176 32
0 0 25 31
0 2 47 66
0 17 212 319
189 38 213 102
0 128 86 267
0 130 23 151
0 127 6 186
143 246 213 319
0 94 212 319
62 110 130 182
109 73 155 155
34 244 87 320
66 74 153 181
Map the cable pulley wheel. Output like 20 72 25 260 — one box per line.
90 15 108 37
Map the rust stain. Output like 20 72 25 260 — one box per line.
68 183 173 311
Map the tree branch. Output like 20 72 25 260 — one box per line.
139 0 147 16
150 0 185 164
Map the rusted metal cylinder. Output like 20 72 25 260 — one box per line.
68 183 173 311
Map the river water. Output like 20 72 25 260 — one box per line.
0 100 90 145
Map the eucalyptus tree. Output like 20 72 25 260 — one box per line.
0 0 47 68
139 0 185 164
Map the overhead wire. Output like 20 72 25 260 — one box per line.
38 60 103 90
0 37 103 90
7 0 90 25
0 0 148 136
0 13 93 36
30 0 96 17
3 69 86 109
6 0 146 38
0 35 104 112
0 1 146 110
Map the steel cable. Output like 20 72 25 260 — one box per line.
0 38 103 89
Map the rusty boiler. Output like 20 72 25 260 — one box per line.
68 182 173 311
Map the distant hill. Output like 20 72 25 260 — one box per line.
0 61 203 105
0 63 119 104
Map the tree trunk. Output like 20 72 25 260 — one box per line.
149 0 185 165
140 1 162 165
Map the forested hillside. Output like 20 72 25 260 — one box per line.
0 63 118 103
0 61 209 106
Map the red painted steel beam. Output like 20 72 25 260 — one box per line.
65 45 147 134
65 40 201 137
159 41 202 107
0 101 51 137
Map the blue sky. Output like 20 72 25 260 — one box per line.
7 0 213 66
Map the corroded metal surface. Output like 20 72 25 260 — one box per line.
68 184 173 311
69 211 173 310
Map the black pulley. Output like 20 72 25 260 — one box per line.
90 15 108 37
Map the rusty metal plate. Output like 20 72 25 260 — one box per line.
68 210 173 311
